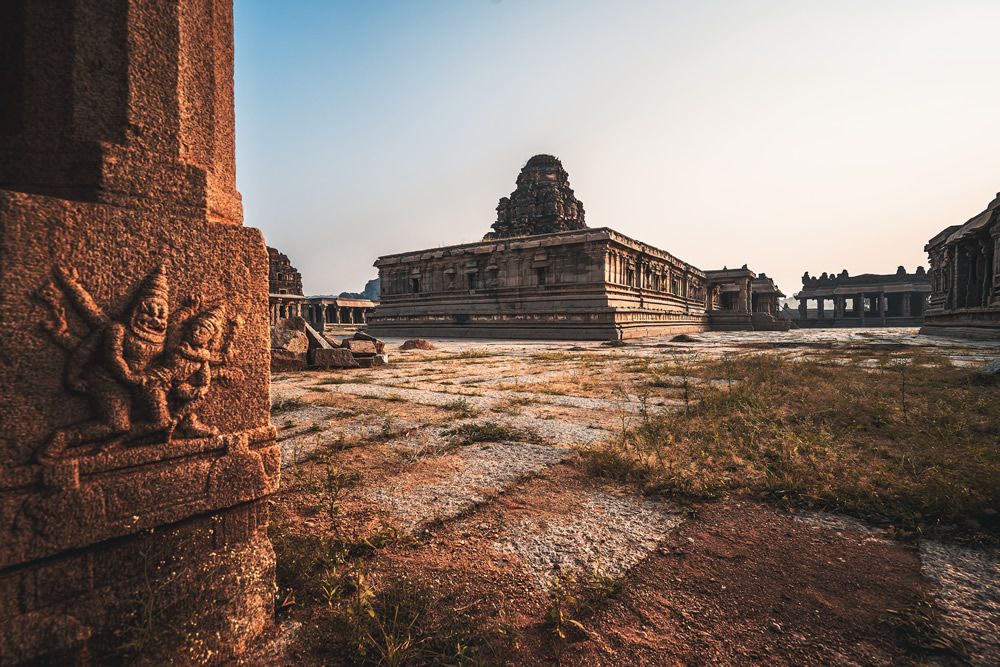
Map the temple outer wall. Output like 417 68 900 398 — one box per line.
368 228 709 340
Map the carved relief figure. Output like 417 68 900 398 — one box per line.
37 265 171 459
35 265 242 460
138 300 243 442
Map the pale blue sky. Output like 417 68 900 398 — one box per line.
235 0 1000 299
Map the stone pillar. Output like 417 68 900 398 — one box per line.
817 297 825 319
317 304 326 328
799 298 807 320
0 3 277 663
903 292 911 317
879 292 887 322
992 233 1000 302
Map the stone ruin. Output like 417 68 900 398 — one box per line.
486 154 587 239
923 191 1000 339
268 246 304 295
1 2 276 663
795 267 931 327
271 316 388 371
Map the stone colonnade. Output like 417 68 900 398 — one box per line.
796 290 927 323
269 296 375 328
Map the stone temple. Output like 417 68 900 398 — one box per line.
368 155 788 340
921 191 1000 339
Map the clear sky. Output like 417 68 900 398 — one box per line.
234 0 1000 301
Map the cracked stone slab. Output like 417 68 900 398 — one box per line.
317 381 681 414
369 441 572 530
494 490 683 587
920 540 1000 666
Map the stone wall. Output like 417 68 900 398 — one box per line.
369 228 708 340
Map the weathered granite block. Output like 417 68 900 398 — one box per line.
0 1 277 663
310 347 360 369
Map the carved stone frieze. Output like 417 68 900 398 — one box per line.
36 263 244 462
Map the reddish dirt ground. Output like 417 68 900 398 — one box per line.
245 462 954 666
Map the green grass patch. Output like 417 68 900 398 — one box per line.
307 573 516 665
317 376 350 385
447 348 488 359
441 398 481 418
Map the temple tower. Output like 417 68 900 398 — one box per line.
486 154 587 239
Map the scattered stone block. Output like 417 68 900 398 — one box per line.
304 322 333 349
342 339 379 355
352 330 385 350
372 354 389 366
400 338 438 350
271 319 309 371
310 348 360 369
281 315 307 331
271 327 309 355
272 349 308 372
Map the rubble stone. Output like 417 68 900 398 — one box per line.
400 339 439 350
310 348 360 369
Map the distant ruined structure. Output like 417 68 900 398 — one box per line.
268 246 304 295
705 268 787 331
368 155 787 340
922 192 1000 339
267 248 376 330
794 268 930 327
486 155 587 239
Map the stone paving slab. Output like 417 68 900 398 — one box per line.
368 441 573 530
314 381 681 414
920 541 1000 666
493 490 683 587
